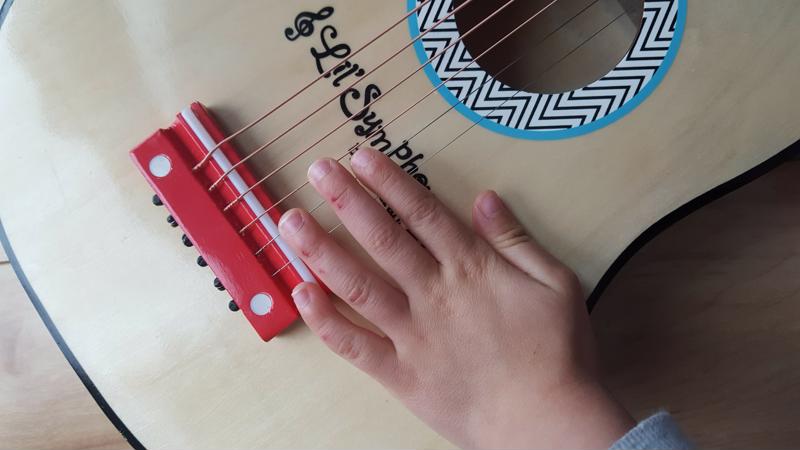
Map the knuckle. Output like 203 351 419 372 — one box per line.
493 225 531 250
406 192 441 227
317 321 352 356
449 245 493 280
342 272 373 308
327 331 362 362
365 224 400 257
316 319 338 345
315 319 383 371
455 258 480 280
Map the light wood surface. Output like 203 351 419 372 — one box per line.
0 264 129 449
3 161 799 449
1 0 799 447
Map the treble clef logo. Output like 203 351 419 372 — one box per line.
285 7 335 41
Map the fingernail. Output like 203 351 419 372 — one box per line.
350 147 373 170
308 159 333 183
478 191 506 219
292 284 311 310
278 210 304 235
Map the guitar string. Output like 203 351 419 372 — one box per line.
221 0 559 210
211 0 541 195
205 0 486 186
194 0 435 170
238 0 571 227
246 51 527 239
251 53 526 255
245 0 603 240
267 9 629 278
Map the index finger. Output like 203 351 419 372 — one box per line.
306 156 438 287
349 148 477 263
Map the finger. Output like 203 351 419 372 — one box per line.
292 282 398 381
350 147 476 262
279 208 409 335
307 157 438 286
472 190 577 291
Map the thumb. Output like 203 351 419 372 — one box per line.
472 190 576 291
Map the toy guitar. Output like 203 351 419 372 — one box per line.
1 0 799 447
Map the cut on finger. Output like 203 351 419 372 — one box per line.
306 157 439 287
349 147 477 263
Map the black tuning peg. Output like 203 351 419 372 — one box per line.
196 256 207 267
213 277 225 291
152 194 163 206
228 300 240 312
166 215 178 227
181 234 193 247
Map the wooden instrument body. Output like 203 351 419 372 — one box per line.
1 1 799 447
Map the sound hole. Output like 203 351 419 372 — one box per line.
455 0 645 94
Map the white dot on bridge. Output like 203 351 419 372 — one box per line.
148 154 172 178
250 293 273 316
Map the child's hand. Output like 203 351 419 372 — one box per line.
279 148 634 449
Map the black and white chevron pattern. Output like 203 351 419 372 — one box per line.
415 0 679 131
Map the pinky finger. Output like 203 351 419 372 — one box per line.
292 282 398 381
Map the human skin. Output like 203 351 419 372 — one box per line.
278 147 634 449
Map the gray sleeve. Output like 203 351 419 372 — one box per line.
609 411 693 450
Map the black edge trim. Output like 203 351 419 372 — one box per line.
0 0 13 28
0 219 146 450
0 125 796 448
587 138 800 311
0 0 795 440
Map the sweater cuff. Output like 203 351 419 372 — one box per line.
609 411 693 450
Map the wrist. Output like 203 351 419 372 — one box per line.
469 377 634 449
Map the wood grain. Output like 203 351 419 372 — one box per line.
0 265 129 450
593 161 800 449
2 161 798 448
0 0 799 447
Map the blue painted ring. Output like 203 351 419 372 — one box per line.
407 0 686 140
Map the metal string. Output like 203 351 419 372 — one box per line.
246 51 528 240
244 0 602 237
252 52 528 255
193 0 434 170
212 0 527 195
267 8 629 278
222 0 557 210
205 0 481 187
241 0 580 232
252 0 602 252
